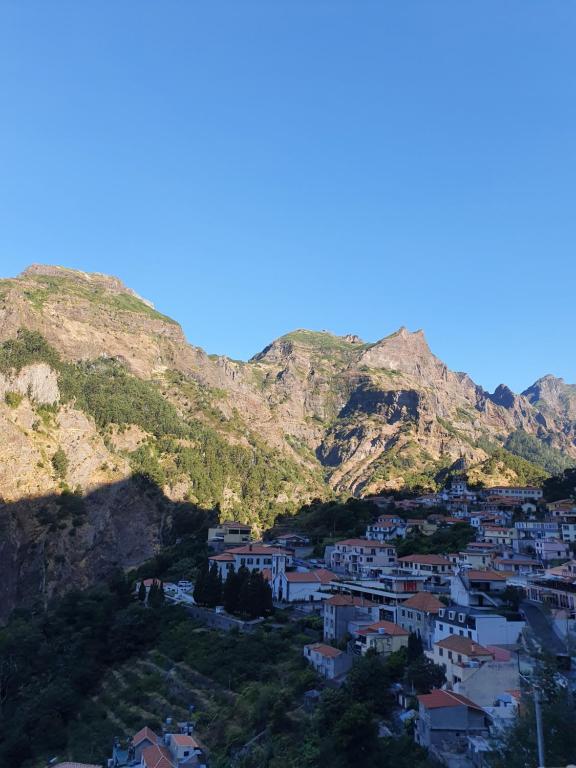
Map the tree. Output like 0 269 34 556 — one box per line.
407 632 424 662
405 655 446 694
51 448 69 479
193 561 209 605
347 654 392 715
204 562 222 608
332 703 378 764
137 580 146 602
223 565 241 613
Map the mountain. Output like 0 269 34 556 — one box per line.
1 264 575 618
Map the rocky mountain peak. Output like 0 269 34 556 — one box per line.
20 264 155 308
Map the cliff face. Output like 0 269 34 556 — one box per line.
0 265 575 618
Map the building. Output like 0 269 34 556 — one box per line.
207 520 252 548
537 540 567 560
526 561 576 614
434 605 524 647
432 638 520 708
560 516 576 544
397 554 453 585
328 538 396 577
273 533 310 548
114 725 203 768
450 569 509 608
303 643 352 680
484 486 543 501
209 544 293 579
271 560 336 603
415 690 491 752
353 620 409 657
492 555 542 575
366 517 407 541
323 594 378 642
397 592 445 650
328 574 428 621
482 526 519 548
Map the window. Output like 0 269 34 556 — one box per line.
439 608 445 618
458 613 465 623
449 611 455 620
183 751 190 757
449 627 454 634
439 647 444 656
439 623 444 631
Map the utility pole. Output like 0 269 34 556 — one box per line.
533 685 546 768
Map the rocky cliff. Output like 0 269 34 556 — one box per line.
0 265 575 618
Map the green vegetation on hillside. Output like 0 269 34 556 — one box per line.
478 446 549 485
22 273 178 324
0 330 322 525
504 429 574 475
396 523 476 557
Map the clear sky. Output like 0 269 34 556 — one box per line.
0 2 574 393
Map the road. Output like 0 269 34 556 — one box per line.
521 600 567 656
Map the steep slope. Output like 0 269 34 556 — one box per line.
1 264 575 617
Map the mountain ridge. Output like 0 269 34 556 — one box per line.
1 264 575 617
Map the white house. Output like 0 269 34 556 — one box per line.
434 605 525 646
209 544 293 579
270 554 336 602
303 643 353 680
328 538 396 577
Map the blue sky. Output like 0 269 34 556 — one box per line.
1 1 574 393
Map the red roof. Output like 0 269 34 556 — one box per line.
335 538 396 549
226 544 289 555
170 733 200 748
325 595 376 608
357 620 409 637
285 568 336 583
209 553 235 561
133 726 159 747
436 636 493 656
141 744 176 768
418 689 484 711
305 642 343 658
402 592 444 613
465 569 507 581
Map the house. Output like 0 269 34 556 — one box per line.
133 726 160 761
209 544 293 579
560 516 576 543
273 533 310 548
457 548 496 571
141 743 176 768
484 486 543 501
432 638 520 708
534 539 570 563
397 554 453 585
167 734 202 764
207 521 252 547
323 594 378 642
396 592 445 650
434 605 524 646
492 555 542 575
450 569 509 607
415 690 491 752
328 573 428 621
353 620 409 657
271 559 336 602
303 643 352 680
482 526 519 548
328 538 396 577
526 562 576 613
366 517 407 541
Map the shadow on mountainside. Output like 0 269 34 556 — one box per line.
0 473 217 622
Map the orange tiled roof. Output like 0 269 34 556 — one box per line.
335 538 396 549
133 726 159 746
285 568 336 583
325 595 376 607
418 689 484 711
402 592 444 613
357 620 409 637
305 642 343 658
141 744 176 768
436 635 493 656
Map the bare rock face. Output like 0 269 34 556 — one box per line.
1 264 575 619
0 363 60 404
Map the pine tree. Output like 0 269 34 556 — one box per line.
223 566 239 614
137 581 146 602
193 561 209 606
205 562 223 608
407 632 424 662
148 580 164 609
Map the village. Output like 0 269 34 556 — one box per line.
98 475 576 768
